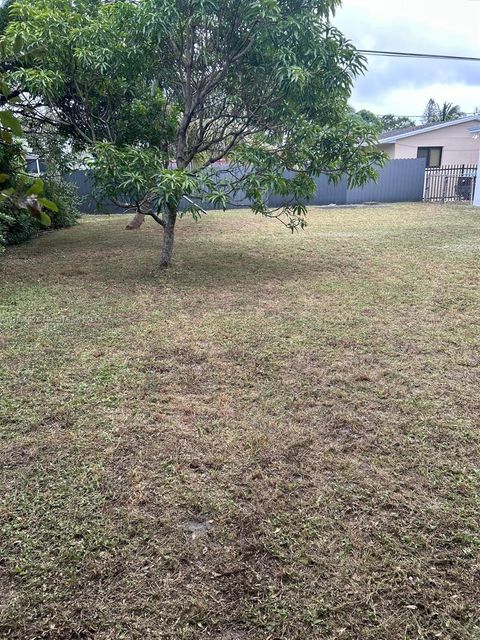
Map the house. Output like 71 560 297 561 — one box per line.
378 115 480 167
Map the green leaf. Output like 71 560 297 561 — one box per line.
0 110 23 136
13 33 24 55
39 211 51 226
38 197 58 212
26 178 44 196
1 130 13 144
0 173 9 183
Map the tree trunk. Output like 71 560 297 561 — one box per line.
125 212 145 230
160 205 177 267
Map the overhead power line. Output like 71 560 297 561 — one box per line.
358 49 480 62
374 113 477 118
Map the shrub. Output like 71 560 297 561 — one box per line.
0 173 81 252
0 131 82 252
0 143 39 250
0 207 40 247
41 175 81 229
0 211 13 253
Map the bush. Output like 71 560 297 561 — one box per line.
0 207 40 246
42 175 81 229
0 173 81 252
0 211 13 253
0 143 39 251
0 137 81 252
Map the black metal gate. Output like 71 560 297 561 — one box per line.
423 164 477 202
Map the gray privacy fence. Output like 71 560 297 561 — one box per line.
269 158 427 207
64 170 124 214
346 158 426 204
66 158 426 214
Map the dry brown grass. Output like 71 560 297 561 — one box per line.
0 203 479 639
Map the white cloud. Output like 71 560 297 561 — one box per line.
351 82 480 117
334 0 480 118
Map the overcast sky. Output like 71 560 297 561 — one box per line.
333 0 480 121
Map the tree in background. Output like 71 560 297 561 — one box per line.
353 110 416 132
379 114 415 131
422 99 465 124
422 99 441 124
3 0 384 267
354 109 380 127
439 102 465 122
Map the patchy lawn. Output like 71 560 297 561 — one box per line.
0 203 479 640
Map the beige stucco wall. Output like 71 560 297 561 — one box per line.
378 143 396 159
384 120 480 165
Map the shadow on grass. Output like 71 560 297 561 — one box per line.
4 220 360 291
78 244 360 291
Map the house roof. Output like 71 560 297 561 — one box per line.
379 115 480 144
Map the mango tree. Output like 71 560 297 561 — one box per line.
3 0 384 266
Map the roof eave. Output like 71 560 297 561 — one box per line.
379 116 480 144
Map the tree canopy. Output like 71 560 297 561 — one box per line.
354 109 380 128
2 0 385 265
352 109 416 133
378 114 416 132
422 99 465 125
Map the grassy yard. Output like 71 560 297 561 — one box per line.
0 203 479 639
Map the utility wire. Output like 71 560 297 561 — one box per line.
358 49 480 62
374 113 477 118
